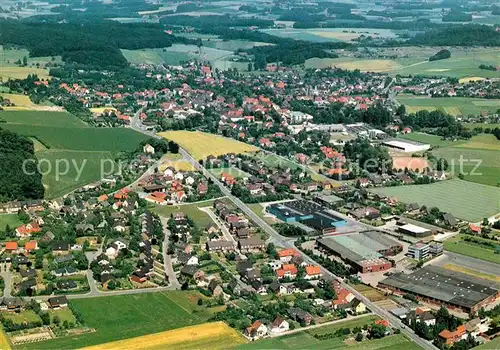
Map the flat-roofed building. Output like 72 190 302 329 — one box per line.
408 242 429 260
379 265 500 314
317 235 392 273
382 139 431 153
398 223 432 238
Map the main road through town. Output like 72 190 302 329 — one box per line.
131 113 437 350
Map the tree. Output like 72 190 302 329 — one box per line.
370 324 386 339
22 56 28 66
53 315 61 325
355 332 363 341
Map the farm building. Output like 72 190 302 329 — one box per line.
266 200 347 233
382 139 430 153
316 233 393 273
378 266 500 314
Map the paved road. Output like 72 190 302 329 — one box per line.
199 207 236 242
130 114 437 350
269 312 374 338
159 216 181 289
1 263 12 298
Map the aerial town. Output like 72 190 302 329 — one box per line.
0 0 499 349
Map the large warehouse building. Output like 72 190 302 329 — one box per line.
267 200 347 234
378 265 500 314
382 139 431 153
316 231 400 273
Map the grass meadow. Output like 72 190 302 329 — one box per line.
371 179 500 222
0 110 148 198
444 234 500 264
19 291 215 349
0 214 23 231
152 198 224 227
396 95 500 117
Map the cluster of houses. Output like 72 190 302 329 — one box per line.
141 168 211 205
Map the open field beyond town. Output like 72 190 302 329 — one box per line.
306 47 500 79
371 179 500 222
81 322 247 350
0 110 148 198
443 234 500 264
158 130 258 160
396 95 500 117
18 291 219 349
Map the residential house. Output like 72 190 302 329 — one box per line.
304 265 321 280
438 325 467 346
288 307 313 326
245 320 268 339
270 316 289 334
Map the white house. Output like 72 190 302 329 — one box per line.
270 316 289 334
143 144 155 154
185 176 195 185
174 172 184 181
246 320 268 339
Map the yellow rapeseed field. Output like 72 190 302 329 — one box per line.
0 328 11 350
1 93 35 107
80 322 247 350
459 77 485 84
89 107 118 114
158 130 258 160
0 67 50 80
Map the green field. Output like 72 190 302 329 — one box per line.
0 111 88 128
18 291 214 349
371 179 500 222
152 198 226 227
239 331 420 350
0 46 62 68
394 48 500 79
3 310 42 324
396 96 500 117
0 214 23 231
2 124 147 152
261 28 397 43
36 150 118 199
1 110 148 198
399 133 467 148
444 234 500 264
463 123 500 130
122 44 234 66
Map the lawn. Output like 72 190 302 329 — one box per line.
476 336 500 350
396 95 500 117
262 28 396 43
152 198 224 227
158 130 258 160
0 214 22 231
3 310 42 324
49 308 77 324
370 179 500 222
0 110 88 128
0 328 10 350
36 150 118 199
19 292 211 349
81 322 247 350
444 234 500 264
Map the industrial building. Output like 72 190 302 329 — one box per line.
398 223 432 238
378 266 500 314
316 232 397 273
382 139 431 153
407 242 430 261
267 200 347 234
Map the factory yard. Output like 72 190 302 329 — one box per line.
432 252 500 278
